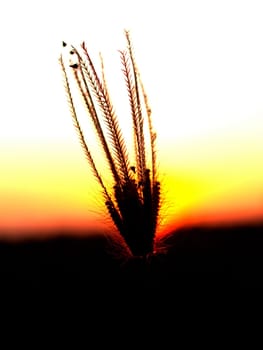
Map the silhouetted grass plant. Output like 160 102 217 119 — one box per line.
60 30 161 258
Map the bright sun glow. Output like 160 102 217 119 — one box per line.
1 0 263 237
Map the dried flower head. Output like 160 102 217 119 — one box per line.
60 30 161 257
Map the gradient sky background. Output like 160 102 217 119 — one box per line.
1 0 263 238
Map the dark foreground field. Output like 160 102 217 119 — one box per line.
0 222 263 293
2 225 260 343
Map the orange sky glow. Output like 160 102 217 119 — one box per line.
0 0 263 239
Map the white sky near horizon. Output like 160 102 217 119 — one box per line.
1 0 263 231
0 0 262 146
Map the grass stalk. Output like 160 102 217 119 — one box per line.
60 31 161 257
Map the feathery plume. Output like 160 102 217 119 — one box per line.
60 31 161 257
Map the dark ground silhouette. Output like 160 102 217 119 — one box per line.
0 222 263 293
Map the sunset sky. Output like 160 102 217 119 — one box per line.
0 0 263 238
